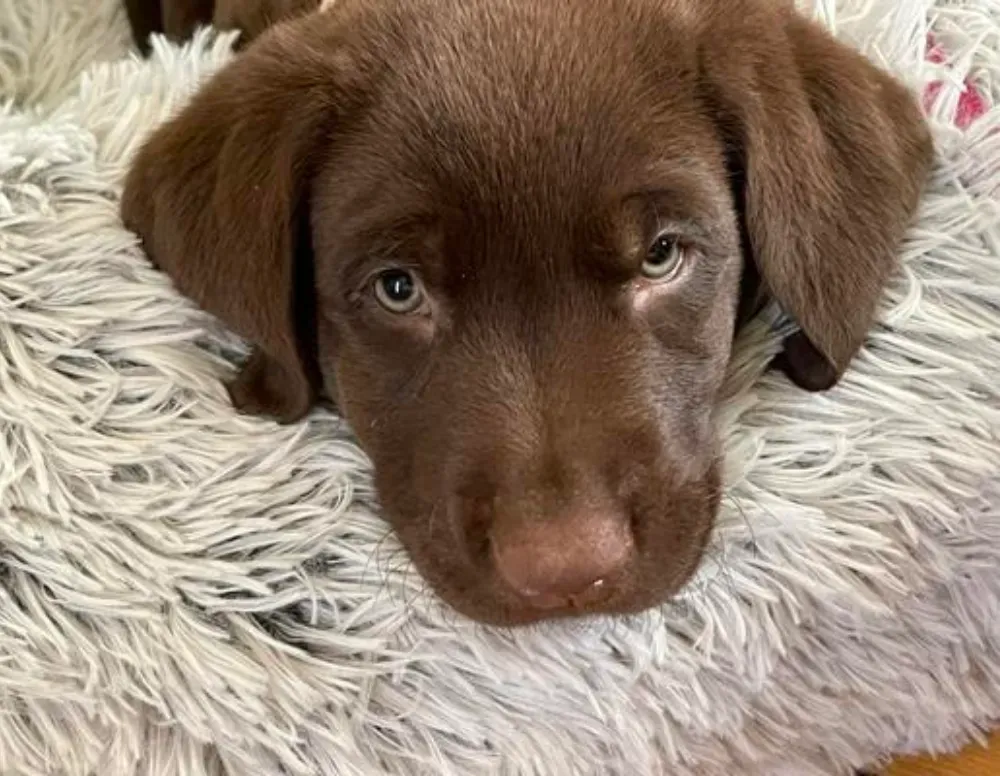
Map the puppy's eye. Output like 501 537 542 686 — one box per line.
374 269 425 313
641 233 684 280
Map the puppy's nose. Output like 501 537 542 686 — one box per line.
490 508 634 609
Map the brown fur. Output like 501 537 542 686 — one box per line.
121 0 934 625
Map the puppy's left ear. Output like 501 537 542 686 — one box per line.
701 4 934 390
122 18 356 422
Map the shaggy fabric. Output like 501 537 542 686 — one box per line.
0 1 998 774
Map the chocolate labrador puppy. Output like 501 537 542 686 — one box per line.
121 0 933 625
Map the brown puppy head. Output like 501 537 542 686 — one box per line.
121 0 933 625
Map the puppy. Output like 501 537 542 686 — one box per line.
121 0 934 625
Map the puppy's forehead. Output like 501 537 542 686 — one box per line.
332 0 701 113
332 0 713 202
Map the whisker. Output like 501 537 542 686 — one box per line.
722 492 758 556
363 524 398 589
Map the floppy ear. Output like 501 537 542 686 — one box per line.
701 4 934 390
122 18 346 421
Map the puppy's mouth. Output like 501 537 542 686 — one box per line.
458 545 713 627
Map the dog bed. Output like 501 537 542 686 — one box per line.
0 0 999 774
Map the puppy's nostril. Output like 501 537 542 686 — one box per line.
489 509 634 608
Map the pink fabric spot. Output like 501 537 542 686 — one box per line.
926 42 947 65
955 86 988 129
922 33 989 129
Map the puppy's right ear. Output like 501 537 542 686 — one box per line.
122 18 351 422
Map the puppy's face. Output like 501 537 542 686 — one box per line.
122 0 933 624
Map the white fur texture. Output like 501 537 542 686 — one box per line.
0 1 998 774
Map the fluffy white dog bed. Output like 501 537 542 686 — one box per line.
1 1 999 774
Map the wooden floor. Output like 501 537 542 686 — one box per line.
884 732 1000 775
